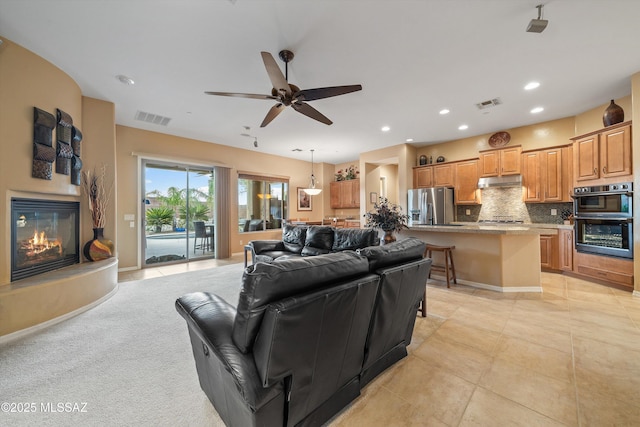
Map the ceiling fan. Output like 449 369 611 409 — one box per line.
205 50 362 127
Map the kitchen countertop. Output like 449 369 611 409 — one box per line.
407 223 561 235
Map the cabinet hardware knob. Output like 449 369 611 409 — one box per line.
593 168 597 174
603 166 607 173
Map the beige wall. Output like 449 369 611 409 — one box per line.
0 38 83 284
115 126 326 269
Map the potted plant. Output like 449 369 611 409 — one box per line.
363 197 409 244
146 207 175 233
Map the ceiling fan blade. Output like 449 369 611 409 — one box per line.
295 84 362 102
260 103 286 127
261 51 291 96
292 102 333 125
204 91 278 100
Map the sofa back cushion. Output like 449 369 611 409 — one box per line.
232 251 370 353
301 226 334 256
356 237 426 271
282 224 307 253
332 227 379 252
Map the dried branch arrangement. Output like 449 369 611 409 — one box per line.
81 164 113 229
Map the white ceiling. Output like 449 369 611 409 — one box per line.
2 0 640 165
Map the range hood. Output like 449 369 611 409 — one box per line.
477 175 522 188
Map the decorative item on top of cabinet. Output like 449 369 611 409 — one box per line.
603 99 624 127
571 121 631 183
479 145 522 177
454 159 481 205
329 179 360 209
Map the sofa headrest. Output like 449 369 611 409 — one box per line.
332 227 379 252
232 251 370 353
301 226 334 256
282 223 307 253
356 237 426 271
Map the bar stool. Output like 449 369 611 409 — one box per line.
425 244 457 288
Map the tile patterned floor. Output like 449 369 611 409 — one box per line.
119 261 640 426
332 273 640 426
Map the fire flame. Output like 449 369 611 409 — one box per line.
28 229 62 255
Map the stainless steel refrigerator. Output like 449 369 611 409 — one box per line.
407 187 454 225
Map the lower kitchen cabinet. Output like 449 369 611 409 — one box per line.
540 234 558 270
558 229 573 271
574 252 634 290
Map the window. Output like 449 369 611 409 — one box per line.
238 174 288 233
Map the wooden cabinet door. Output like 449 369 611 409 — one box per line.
500 146 522 175
522 151 541 202
349 179 360 207
575 135 599 181
479 151 499 177
542 148 563 202
455 160 481 204
600 124 632 178
539 235 557 270
330 181 341 209
413 167 433 188
433 163 454 187
558 229 573 271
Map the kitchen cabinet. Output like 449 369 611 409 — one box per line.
454 159 481 204
539 234 558 270
574 251 634 290
479 146 522 177
522 146 571 203
433 163 455 187
413 166 433 188
572 121 632 182
330 179 360 209
344 220 361 228
558 228 573 271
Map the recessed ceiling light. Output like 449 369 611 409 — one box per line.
530 107 544 114
116 74 135 85
406 138 414 142
458 124 468 130
439 109 450 115
381 126 390 132
524 81 540 90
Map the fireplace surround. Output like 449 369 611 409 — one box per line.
11 198 80 281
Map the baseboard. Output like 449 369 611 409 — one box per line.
429 274 542 293
0 284 119 345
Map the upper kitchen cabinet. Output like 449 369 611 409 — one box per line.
572 121 632 183
433 163 455 187
479 146 522 177
330 179 360 209
413 166 433 188
522 145 572 203
455 159 481 204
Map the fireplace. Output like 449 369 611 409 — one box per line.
11 198 80 281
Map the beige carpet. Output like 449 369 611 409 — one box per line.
0 262 248 426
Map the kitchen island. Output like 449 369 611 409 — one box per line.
401 224 559 292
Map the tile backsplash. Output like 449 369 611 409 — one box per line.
455 187 572 224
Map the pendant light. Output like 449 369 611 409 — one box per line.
303 149 322 195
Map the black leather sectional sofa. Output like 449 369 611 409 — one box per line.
176 237 431 427
244 223 379 266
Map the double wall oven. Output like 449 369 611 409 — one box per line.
572 182 633 259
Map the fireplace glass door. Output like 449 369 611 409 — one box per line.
11 198 80 281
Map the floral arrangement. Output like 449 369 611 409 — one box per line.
335 164 359 181
81 164 113 229
364 197 409 232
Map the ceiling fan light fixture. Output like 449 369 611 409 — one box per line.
303 149 322 195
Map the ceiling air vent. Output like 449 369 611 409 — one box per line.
134 110 171 126
475 98 503 110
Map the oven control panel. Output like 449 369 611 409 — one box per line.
573 182 632 195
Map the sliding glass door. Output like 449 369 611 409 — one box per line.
142 160 215 266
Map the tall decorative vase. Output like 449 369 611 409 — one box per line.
382 230 396 245
603 99 624 127
83 227 114 261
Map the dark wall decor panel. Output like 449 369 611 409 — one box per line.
70 126 83 185
32 107 56 180
55 108 73 175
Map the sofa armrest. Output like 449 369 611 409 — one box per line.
175 292 283 411
248 240 284 254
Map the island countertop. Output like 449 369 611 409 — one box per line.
407 223 559 235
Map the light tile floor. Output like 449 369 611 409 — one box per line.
119 261 640 426
332 273 640 426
